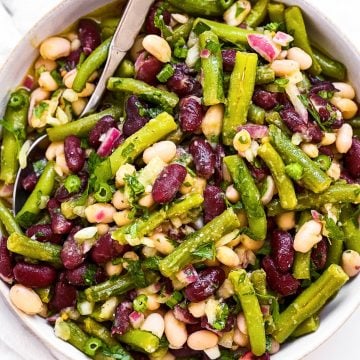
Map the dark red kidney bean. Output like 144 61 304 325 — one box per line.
123 95 149 137
262 256 300 297
306 122 323 143
135 51 163 85
311 237 328 270
64 135 86 173
213 144 225 186
88 115 117 148
184 267 225 302
0 237 13 284
26 224 62 244
167 64 202 97
203 185 226 224
90 233 128 264
309 94 343 126
21 172 38 192
189 138 215 180
49 277 77 312
344 137 360 178
13 263 57 288
78 18 101 55
170 345 201 358
145 2 171 35
66 48 83 70
221 49 236 72
65 263 106 286
61 226 85 270
173 304 198 324
47 199 73 235
340 170 359 184
152 164 187 204
270 230 295 273
318 145 334 159
309 81 336 95
179 96 203 133
252 89 278 110
112 301 133 335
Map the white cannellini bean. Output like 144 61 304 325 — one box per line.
239 234 264 251
201 104 224 140
71 38 81 52
236 313 248 334
225 184 240 203
341 250 360 277
294 220 322 253
34 57 57 72
164 310 188 348
276 211 296 231
333 82 356 100
151 233 175 255
271 60 300 77
63 69 78 89
320 132 336 146
171 13 189 24
105 261 123 277
286 47 312 70
10 284 44 315
143 141 177 164
54 153 70 177
45 141 64 161
331 96 358 120
113 210 132 226
188 301 206 318
217 278 234 299
233 328 249 347
85 203 117 223
142 35 172 63
223 0 251 26
336 123 353 153
115 164 136 187
40 36 71 60
112 190 130 210
216 246 240 267
72 98 87 116
187 330 218 351
138 193 155 208
300 143 319 158
141 313 165 338
327 160 341 181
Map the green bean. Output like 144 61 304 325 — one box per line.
248 104 265 125
312 47 347 81
255 66 275 85
325 238 343 267
284 6 321 76
167 18 194 45
273 264 348 343
7 232 62 265
115 59 135 78
268 2 285 23
159 208 240 277
193 18 258 46
250 269 268 305
117 329 160 354
112 193 204 244
291 315 320 338
73 37 112 92
341 204 360 252
198 31 224 106
47 107 122 141
223 52 257 145
82 318 119 348
224 155 267 240
15 161 56 228
265 111 291 135
229 269 266 356
0 89 30 184
245 0 269 28
0 199 23 235
100 17 119 39
167 0 233 17
293 252 311 280
94 112 177 182
267 183 360 216
269 125 331 194
258 142 297 210
107 78 179 111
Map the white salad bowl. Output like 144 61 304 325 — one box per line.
0 0 359 359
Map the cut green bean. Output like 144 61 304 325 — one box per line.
159 208 240 277
94 112 177 182
7 232 62 265
268 2 285 23
224 155 267 240
291 315 320 338
107 78 179 111
312 47 347 81
0 89 30 184
248 104 265 125
267 183 360 216
198 31 224 106
100 17 119 39
284 6 321 76
47 107 122 141
117 329 160 354
83 318 120 348
229 269 266 356
255 66 275 85
293 252 311 280
223 52 257 145
0 199 23 235
115 59 135 78
340 204 360 253
325 238 343 267
245 0 269 28
15 161 56 227
167 0 233 17
269 125 331 194
112 193 203 244
250 269 269 305
73 37 112 92
258 142 297 210
167 18 194 45
273 264 348 343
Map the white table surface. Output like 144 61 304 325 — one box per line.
0 0 359 359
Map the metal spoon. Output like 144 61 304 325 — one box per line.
12 0 154 213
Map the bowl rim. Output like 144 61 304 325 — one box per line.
0 0 359 359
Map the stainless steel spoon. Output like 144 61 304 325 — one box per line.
12 0 154 213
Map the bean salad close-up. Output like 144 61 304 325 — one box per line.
0 0 359 359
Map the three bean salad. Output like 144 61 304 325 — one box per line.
0 0 360 359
